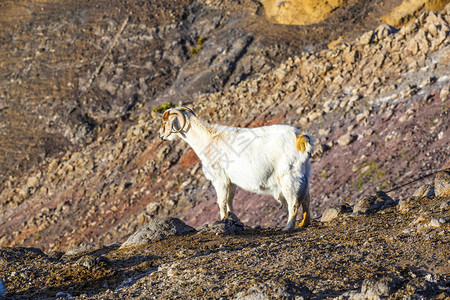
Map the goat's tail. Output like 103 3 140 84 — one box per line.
295 133 314 155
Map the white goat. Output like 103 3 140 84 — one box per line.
159 106 314 230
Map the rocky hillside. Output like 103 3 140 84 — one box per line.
1 0 449 252
0 0 450 298
0 0 450 292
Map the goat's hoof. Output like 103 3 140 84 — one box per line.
298 220 310 228
298 212 311 228
283 225 294 231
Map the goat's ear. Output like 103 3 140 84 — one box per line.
162 110 170 121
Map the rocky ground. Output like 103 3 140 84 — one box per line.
0 183 449 299
0 0 450 298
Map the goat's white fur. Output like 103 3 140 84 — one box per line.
159 107 314 230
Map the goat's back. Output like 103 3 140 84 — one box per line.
211 124 310 194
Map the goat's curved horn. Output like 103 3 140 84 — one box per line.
171 109 186 133
178 106 197 117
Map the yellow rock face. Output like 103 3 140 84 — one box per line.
380 0 450 27
260 0 344 25
260 0 450 26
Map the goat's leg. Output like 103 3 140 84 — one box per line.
284 199 299 230
278 177 302 230
226 183 236 214
212 178 233 219
298 192 311 228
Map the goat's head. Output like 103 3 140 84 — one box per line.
159 106 196 141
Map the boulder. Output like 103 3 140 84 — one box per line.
412 184 435 198
233 280 312 300
321 203 353 222
337 133 356 146
359 276 402 299
434 170 450 197
398 197 414 213
63 244 102 258
373 24 398 43
440 86 449 101
353 191 394 215
120 218 196 248
440 200 450 211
